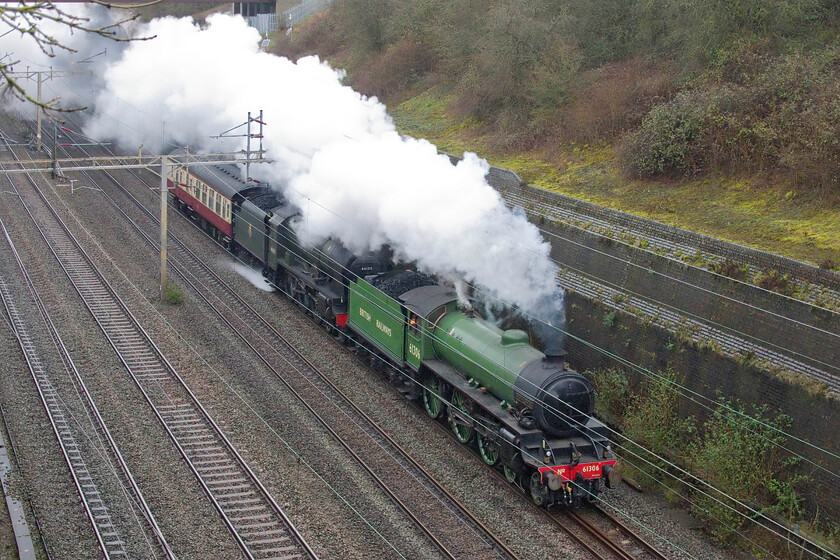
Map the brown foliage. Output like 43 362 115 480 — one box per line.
562 57 676 143
269 11 347 62
708 259 749 281
348 38 437 100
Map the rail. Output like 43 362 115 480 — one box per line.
2 137 318 560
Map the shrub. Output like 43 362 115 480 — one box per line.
563 57 676 143
350 38 437 99
754 269 794 295
626 42 840 191
708 259 750 281
622 368 697 482
625 92 708 176
163 283 184 305
689 401 800 545
584 367 630 423
269 10 347 61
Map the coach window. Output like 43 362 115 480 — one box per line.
214 193 220 214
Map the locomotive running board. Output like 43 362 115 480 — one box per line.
422 359 524 436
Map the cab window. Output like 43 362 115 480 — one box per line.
408 311 420 336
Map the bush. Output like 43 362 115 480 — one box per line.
269 10 347 61
689 401 799 545
709 259 750 281
163 283 184 305
625 92 709 176
625 42 840 191
350 38 437 99
584 367 630 423
622 368 697 481
754 268 794 295
563 57 676 143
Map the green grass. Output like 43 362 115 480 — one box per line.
392 88 485 154
391 90 840 268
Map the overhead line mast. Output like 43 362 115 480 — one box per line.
1 113 271 302
211 110 265 186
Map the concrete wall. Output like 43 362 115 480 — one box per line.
565 293 840 520
488 167 840 289
484 168 839 382
481 164 840 519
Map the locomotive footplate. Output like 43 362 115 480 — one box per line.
423 358 521 432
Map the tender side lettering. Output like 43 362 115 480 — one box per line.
376 319 392 337
359 307 372 321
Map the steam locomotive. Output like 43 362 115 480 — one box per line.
167 148 619 507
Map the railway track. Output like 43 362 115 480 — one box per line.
1 130 318 560
33 113 678 559
500 188 840 310
51 118 683 559
386 375 674 560
1 144 176 559
497 189 840 394
56 126 521 560
559 508 670 560
0 191 173 557
0 233 175 560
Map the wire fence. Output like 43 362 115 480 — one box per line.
281 0 335 28
246 0 334 34
248 13 278 35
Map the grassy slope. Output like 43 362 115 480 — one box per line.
392 89 840 268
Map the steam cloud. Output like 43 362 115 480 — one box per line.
3 10 563 321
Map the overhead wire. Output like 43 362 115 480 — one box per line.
226 173 840 480
117 154 709 557
156 174 828 559
12 127 415 560
507 192 840 318
527 205 840 337
549 256 840 376
49 107 836 556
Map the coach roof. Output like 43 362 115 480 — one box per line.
170 147 250 199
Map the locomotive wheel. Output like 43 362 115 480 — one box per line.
529 472 548 506
476 431 500 466
504 464 517 484
504 453 525 486
422 376 447 419
450 390 474 444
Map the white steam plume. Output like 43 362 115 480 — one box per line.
6 12 562 316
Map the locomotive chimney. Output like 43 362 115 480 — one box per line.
531 288 567 365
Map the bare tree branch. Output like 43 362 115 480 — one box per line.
0 1 158 112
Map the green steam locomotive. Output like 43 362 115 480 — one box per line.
168 152 618 507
